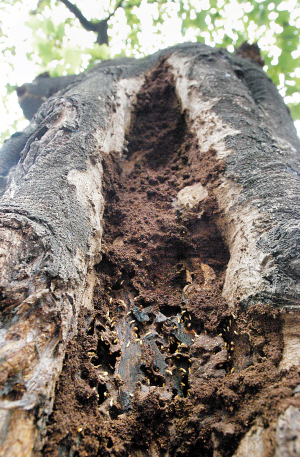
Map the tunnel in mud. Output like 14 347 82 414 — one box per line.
43 60 296 457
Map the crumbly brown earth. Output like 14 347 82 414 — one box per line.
42 60 300 457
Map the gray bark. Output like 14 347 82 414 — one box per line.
0 42 300 456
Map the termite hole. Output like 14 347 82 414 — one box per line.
97 383 108 405
91 339 121 373
140 364 165 387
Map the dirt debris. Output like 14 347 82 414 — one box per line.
42 59 300 457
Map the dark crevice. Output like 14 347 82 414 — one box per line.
97 383 108 405
140 364 165 387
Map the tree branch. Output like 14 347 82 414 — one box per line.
60 0 99 32
59 0 124 45
107 0 123 21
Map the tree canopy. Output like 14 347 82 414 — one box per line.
1 0 300 142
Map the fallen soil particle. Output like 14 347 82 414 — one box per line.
43 59 300 457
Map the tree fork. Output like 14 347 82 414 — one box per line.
0 43 300 456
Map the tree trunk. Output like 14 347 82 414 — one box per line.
1 42 300 457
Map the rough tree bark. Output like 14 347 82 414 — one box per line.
1 42 300 457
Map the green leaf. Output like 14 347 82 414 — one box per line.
5 83 15 95
43 18 55 36
195 11 208 30
289 103 300 122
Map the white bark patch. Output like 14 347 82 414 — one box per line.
279 312 300 371
67 159 104 264
168 54 240 160
271 135 297 155
214 179 275 306
233 422 265 457
101 76 145 155
0 408 37 457
175 183 208 209
5 176 17 200
275 406 300 456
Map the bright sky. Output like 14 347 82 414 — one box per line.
0 0 299 141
